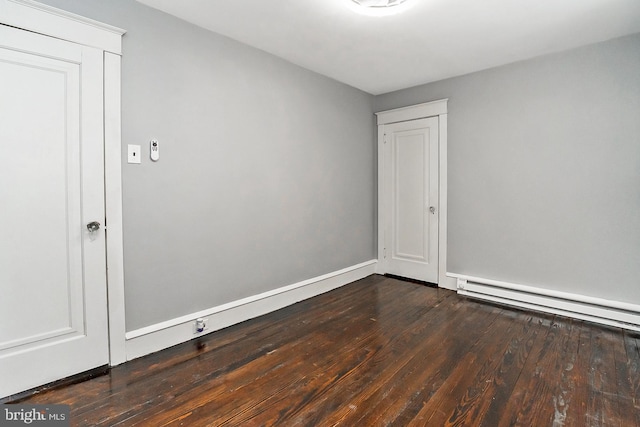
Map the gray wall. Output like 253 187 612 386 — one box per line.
37 0 376 331
376 33 640 304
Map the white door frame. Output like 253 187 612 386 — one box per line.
1 0 128 365
376 99 456 291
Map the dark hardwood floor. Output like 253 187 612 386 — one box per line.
13 274 640 426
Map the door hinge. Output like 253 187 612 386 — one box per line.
383 247 387 259
383 134 387 144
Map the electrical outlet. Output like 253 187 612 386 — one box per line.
194 318 208 334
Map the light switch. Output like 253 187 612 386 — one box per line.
128 145 141 164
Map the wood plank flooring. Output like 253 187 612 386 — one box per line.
12 274 640 426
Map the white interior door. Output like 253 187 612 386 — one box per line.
382 117 439 283
0 24 109 398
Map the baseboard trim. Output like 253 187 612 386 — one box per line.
124 260 378 361
449 273 640 332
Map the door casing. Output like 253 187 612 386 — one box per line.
376 100 456 290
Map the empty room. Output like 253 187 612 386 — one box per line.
1 0 639 425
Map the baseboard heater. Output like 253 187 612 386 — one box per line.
448 273 640 332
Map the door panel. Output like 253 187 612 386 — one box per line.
394 130 429 261
0 25 108 398
383 117 439 283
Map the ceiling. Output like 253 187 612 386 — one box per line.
136 0 640 95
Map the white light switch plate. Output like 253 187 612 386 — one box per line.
128 144 141 164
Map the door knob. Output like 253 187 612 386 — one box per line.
86 221 101 232
429 206 436 214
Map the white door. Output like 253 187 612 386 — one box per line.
382 117 439 283
0 24 109 398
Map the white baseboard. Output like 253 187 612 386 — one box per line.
124 260 378 361
449 273 640 332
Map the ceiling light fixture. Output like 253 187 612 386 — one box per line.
353 0 408 6
353 0 406 7
349 0 414 17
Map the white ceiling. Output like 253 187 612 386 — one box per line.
136 0 640 95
